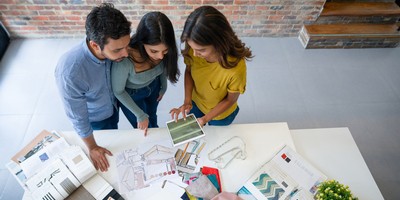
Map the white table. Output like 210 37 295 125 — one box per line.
23 123 384 200
291 127 384 200
61 122 295 199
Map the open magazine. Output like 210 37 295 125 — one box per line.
6 130 123 200
237 145 327 200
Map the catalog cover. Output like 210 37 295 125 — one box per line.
237 145 327 200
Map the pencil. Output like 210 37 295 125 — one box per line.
179 142 189 165
196 142 206 155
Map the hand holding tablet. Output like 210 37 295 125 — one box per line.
166 114 206 147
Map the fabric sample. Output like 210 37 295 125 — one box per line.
186 175 219 199
201 166 222 192
211 191 243 200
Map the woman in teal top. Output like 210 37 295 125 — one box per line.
112 12 180 135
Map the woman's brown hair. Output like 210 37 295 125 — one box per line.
181 6 253 69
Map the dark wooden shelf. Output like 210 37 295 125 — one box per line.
321 2 400 16
304 23 400 38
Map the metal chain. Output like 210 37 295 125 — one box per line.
207 136 247 169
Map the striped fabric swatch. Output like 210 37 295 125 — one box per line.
252 173 284 200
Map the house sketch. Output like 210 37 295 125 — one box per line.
115 141 177 193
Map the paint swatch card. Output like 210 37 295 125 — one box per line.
174 140 206 174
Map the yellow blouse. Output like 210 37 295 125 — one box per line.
184 49 247 120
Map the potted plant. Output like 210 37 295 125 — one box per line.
315 180 358 200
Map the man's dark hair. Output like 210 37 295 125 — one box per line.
85 3 131 50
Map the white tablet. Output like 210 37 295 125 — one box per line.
166 114 206 147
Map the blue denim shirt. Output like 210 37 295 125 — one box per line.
55 40 115 138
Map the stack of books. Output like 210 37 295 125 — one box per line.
6 130 123 200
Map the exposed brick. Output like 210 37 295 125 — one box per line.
233 10 247 15
19 26 37 31
1 0 326 38
30 21 45 25
185 0 198 4
26 6 45 10
19 16 31 21
137 0 152 4
2 0 16 3
47 15 63 20
9 5 27 10
269 15 284 20
255 5 269 10
270 6 284 10
144 5 164 10
169 0 185 4
33 0 51 4
71 11 87 15
31 16 49 20
65 16 82 21
62 5 91 11
38 11 56 15
45 6 62 10
10 20 28 25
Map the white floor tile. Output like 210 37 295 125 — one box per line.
22 114 74 144
0 39 61 76
248 68 304 106
33 74 67 115
0 73 46 115
292 67 398 106
243 37 290 70
378 64 400 101
0 170 24 200
0 115 31 170
0 170 8 196
0 169 24 200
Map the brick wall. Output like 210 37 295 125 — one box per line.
0 0 325 39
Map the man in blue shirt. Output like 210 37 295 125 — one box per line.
55 3 131 172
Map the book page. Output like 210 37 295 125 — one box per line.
5 161 28 190
271 145 327 195
25 158 81 199
59 145 96 183
11 130 60 163
237 145 327 200
82 174 113 199
19 137 70 178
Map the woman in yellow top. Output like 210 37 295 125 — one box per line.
170 6 253 126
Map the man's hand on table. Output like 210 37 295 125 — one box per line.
89 145 113 172
83 134 113 172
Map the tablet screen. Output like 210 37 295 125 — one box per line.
166 114 205 146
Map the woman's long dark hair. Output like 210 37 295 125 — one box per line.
181 6 253 69
130 12 180 83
